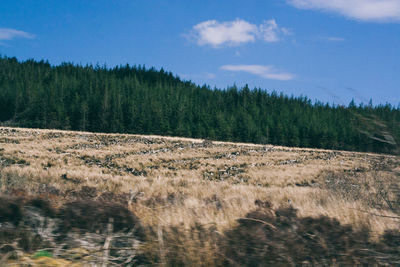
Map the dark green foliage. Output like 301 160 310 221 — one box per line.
0 56 399 153
32 250 53 259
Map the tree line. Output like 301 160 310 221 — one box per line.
0 56 399 154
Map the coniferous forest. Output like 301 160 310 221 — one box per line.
0 56 399 154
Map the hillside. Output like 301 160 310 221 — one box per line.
0 56 399 154
0 127 399 265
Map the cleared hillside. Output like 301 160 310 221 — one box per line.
0 127 399 266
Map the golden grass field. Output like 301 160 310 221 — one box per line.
0 126 399 266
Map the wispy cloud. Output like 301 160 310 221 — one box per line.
188 19 291 47
325 36 345 42
320 36 346 42
260 20 293 43
0 28 35 41
287 0 400 22
220 65 295 81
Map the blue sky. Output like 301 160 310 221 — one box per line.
1 0 400 105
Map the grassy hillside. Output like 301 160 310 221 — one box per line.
0 127 399 266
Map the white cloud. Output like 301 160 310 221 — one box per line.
260 19 283 42
192 19 257 47
190 19 290 47
221 64 295 81
0 28 35 40
287 0 400 22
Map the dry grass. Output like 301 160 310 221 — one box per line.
0 126 399 265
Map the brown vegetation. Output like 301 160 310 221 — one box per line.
0 127 399 266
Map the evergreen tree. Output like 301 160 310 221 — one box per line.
0 56 398 154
